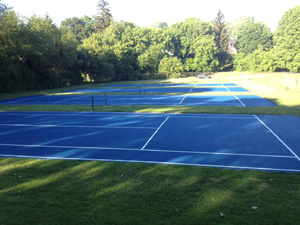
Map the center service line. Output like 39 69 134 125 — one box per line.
222 83 246 107
179 95 187 104
141 116 170 150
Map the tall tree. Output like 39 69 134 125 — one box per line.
236 20 273 55
229 16 255 39
212 10 232 71
0 0 7 18
61 16 95 42
212 10 230 53
166 17 214 71
0 10 28 92
94 0 112 32
192 36 219 72
274 6 300 72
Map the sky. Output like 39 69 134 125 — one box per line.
3 0 300 31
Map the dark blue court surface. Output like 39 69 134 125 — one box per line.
62 86 249 94
0 112 299 172
0 94 277 107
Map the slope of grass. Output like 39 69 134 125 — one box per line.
0 158 299 225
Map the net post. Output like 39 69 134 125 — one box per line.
105 94 107 106
92 97 94 111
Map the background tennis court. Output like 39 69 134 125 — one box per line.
101 83 238 87
0 111 299 172
61 87 249 94
0 94 277 107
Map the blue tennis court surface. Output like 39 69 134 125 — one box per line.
62 87 249 94
0 112 299 172
102 83 238 87
0 94 277 107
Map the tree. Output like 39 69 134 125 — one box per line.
212 10 232 71
273 6 300 72
152 22 168 29
192 37 219 72
233 46 276 72
229 16 254 39
212 10 230 53
61 16 95 42
138 44 166 73
94 0 112 32
167 18 214 60
158 56 184 75
236 20 273 55
0 10 28 91
0 0 7 18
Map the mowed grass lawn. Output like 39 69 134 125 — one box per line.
0 159 299 225
0 74 300 224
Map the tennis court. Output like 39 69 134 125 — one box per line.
0 94 277 107
0 112 299 172
102 83 238 87
62 83 247 94
62 86 249 94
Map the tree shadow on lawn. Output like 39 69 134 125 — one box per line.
0 158 299 225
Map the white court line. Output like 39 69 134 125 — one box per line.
54 95 86 104
189 88 193 92
3 102 91 105
0 124 157 129
254 115 300 162
4 95 47 104
84 88 122 92
108 88 122 92
179 96 187 104
141 116 170 150
222 83 246 107
0 112 255 119
0 143 295 159
233 95 246 107
0 154 299 172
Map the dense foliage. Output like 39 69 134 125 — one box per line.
212 10 231 71
0 10 83 92
233 6 300 72
0 0 299 92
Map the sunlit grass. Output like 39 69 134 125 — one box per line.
0 158 299 225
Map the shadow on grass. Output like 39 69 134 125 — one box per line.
0 158 299 225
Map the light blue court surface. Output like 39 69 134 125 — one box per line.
102 83 238 87
0 112 299 172
62 87 249 94
0 94 277 107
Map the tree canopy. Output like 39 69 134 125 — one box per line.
0 1 299 92
273 5 300 72
212 10 232 71
94 0 113 32
235 20 273 55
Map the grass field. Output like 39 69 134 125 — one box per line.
0 72 300 224
0 159 299 225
